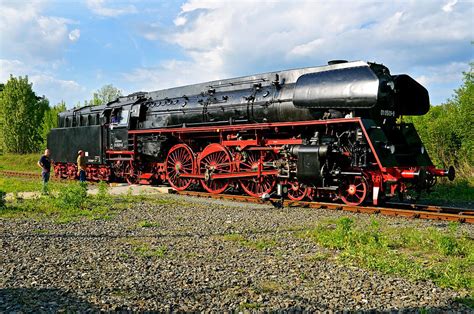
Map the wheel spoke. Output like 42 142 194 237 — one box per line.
240 151 276 197
166 144 195 191
340 176 367 206
200 144 231 194
288 180 307 201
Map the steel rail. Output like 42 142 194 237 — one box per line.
0 170 41 179
0 170 96 184
176 190 474 224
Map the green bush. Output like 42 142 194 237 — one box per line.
405 64 473 180
55 182 88 210
97 181 109 198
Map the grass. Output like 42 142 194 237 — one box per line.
0 181 140 223
298 217 474 296
239 302 261 310
222 233 277 251
134 244 168 258
0 195 118 223
455 296 474 308
0 153 43 172
0 176 72 194
123 239 168 258
421 179 474 204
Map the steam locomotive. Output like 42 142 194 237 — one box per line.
48 60 454 206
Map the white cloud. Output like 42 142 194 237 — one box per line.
0 59 29 82
0 1 79 62
0 59 88 106
123 57 224 93
132 0 472 105
442 0 458 12
68 29 80 42
173 16 187 26
86 0 137 17
415 62 469 86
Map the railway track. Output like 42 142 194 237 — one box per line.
175 190 474 224
2 170 473 223
0 170 96 184
0 170 41 179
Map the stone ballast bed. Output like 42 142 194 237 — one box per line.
0 194 471 312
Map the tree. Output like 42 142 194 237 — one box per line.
0 75 49 154
41 101 67 149
407 62 473 179
89 84 122 106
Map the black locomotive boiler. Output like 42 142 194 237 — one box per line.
48 60 454 205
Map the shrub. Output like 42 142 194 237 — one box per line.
97 181 109 199
55 182 88 210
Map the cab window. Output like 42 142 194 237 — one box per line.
118 109 130 126
111 109 130 126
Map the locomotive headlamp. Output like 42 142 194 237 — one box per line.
420 145 425 154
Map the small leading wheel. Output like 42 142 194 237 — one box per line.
199 143 232 194
339 176 368 206
287 180 308 201
239 151 277 197
166 144 195 191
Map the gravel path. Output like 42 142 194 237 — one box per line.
0 194 472 312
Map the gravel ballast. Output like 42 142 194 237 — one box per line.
0 194 472 312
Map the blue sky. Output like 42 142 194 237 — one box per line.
0 0 472 108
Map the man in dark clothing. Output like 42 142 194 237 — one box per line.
37 149 51 195
77 150 86 183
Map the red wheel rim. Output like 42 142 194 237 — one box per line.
199 144 232 194
166 144 195 191
287 180 308 201
68 164 76 180
239 151 276 197
124 161 139 185
340 176 368 206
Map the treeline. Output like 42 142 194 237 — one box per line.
0 75 121 154
405 64 473 180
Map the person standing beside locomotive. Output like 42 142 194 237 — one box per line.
37 149 51 195
77 150 87 182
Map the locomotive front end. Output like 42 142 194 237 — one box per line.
289 61 456 205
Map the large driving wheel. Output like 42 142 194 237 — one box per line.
287 180 309 201
339 176 368 206
67 163 77 180
239 151 277 197
199 143 232 194
166 144 195 191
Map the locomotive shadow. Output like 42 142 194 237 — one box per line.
0 287 98 312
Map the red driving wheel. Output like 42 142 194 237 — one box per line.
166 144 195 191
198 143 232 194
239 151 277 197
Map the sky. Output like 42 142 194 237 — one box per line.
0 0 472 108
